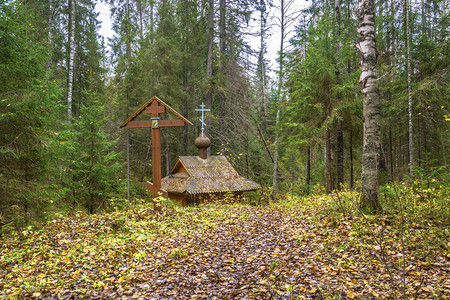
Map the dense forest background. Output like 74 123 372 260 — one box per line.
0 0 448 229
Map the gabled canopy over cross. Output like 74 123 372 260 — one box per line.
120 96 192 211
195 102 210 133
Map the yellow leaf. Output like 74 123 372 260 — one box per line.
347 291 358 299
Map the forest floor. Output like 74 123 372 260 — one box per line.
0 191 449 299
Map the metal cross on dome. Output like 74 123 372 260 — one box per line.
195 102 210 132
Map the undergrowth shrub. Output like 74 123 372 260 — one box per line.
244 187 272 206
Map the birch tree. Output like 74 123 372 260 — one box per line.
272 0 298 200
67 0 76 121
357 0 382 212
405 0 414 174
46 0 58 70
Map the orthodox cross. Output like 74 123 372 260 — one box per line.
120 96 192 211
195 102 210 132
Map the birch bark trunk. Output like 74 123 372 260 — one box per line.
272 0 285 200
67 0 76 121
357 0 382 212
406 0 414 174
47 0 55 70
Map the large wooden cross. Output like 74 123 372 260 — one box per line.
120 96 192 210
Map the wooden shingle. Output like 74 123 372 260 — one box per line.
162 156 260 195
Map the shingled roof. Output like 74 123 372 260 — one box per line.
161 156 261 195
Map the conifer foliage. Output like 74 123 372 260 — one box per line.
0 2 60 223
0 0 448 228
282 0 448 199
62 92 122 214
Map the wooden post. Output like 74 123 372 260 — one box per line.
147 101 164 211
151 126 161 210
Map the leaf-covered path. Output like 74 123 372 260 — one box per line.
1 203 448 299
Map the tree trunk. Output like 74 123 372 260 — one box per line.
46 0 55 70
349 127 354 190
182 0 189 155
67 0 76 121
405 132 409 169
336 120 344 189
272 0 285 200
183 71 189 155
259 0 268 130
325 129 332 193
406 0 414 174
417 112 421 165
306 147 311 191
357 0 382 212
206 0 214 156
150 0 154 42
166 138 171 176
90 193 94 215
138 0 143 40
420 111 427 164
272 106 280 200
218 0 226 147
261 63 268 131
126 0 130 201
245 94 250 178
256 122 274 163
335 0 344 189
389 126 394 180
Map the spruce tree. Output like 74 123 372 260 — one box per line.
0 1 60 223
64 91 122 213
